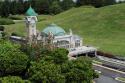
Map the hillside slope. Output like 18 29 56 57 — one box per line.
5 3 125 56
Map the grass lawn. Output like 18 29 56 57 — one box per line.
3 3 125 57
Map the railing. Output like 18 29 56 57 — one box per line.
97 56 125 67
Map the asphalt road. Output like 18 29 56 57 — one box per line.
94 75 121 83
93 64 125 83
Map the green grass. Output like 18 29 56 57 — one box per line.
4 4 125 56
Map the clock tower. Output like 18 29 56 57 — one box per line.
25 6 38 44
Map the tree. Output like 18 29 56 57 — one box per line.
9 1 18 15
28 62 65 83
51 48 69 64
76 0 116 7
0 40 29 76
61 57 98 83
26 44 98 83
60 0 75 10
50 0 63 14
0 76 31 83
35 0 51 14
0 0 10 17
76 0 92 6
104 0 116 5
30 0 36 8
41 48 69 64
17 1 25 14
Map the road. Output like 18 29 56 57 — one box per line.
97 56 125 71
93 64 125 83
94 75 121 83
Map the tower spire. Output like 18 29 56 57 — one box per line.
25 6 38 44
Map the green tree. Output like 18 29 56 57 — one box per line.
0 76 31 83
76 0 116 7
26 44 98 83
9 1 18 15
35 0 51 14
0 40 29 76
51 48 68 64
17 1 25 14
0 0 10 17
28 62 65 83
104 0 116 5
50 0 63 14
41 48 69 64
60 0 75 10
76 0 92 6
61 57 97 83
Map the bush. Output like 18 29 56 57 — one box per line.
9 42 98 82
51 48 69 64
0 18 15 25
0 76 31 83
41 48 69 64
11 32 20 36
0 26 5 31
28 62 65 83
9 16 22 20
0 40 29 76
61 57 98 83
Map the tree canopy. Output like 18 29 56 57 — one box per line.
0 40 29 76
0 0 117 17
0 39 98 82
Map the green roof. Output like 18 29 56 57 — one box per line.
26 6 38 16
42 24 66 36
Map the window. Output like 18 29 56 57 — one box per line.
75 40 80 47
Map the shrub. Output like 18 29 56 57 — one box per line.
0 40 29 76
0 18 15 25
9 16 22 20
50 48 69 64
11 32 20 36
21 43 97 82
28 62 65 83
41 48 69 64
61 57 98 83
0 32 8 39
0 26 5 31
0 76 31 83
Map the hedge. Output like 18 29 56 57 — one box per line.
0 18 15 25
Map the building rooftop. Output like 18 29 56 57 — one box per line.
42 23 66 36
25 6 38 16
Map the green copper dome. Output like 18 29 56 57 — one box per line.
26 6 38 16
42 24 66 36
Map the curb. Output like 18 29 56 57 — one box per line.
115 77 125 83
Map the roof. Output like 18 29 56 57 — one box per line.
25 6 38 16
42 23 66 36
